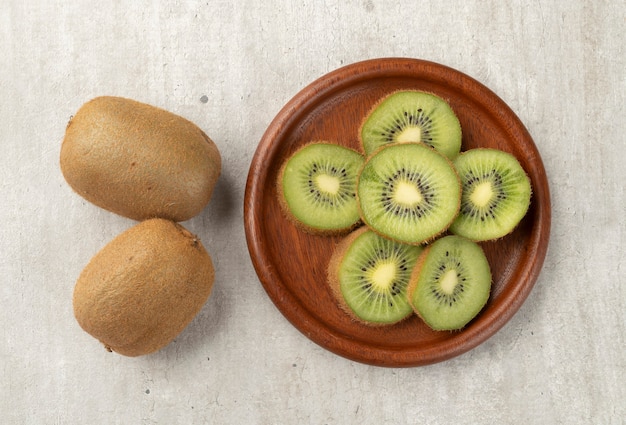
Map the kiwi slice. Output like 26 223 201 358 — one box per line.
360 90 462 159
328 227 423 325
357 142 461 245
278 142 365 234
449 148 532 241
408 235 491 331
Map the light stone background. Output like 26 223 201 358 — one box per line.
1 1 624 424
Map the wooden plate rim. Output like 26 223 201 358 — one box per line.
244 57 551 367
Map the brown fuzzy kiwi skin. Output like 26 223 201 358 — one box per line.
72 218 215 356
276 141 364 236
60 96 222 222
355 143 461 246
406 245 431 323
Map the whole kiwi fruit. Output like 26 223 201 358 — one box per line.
60 96 221 222
73 218 214 356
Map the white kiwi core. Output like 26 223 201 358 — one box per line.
370 262 396 290
394 181 423 206
315 173 340 195
440 269 459 295
470 182 494 207
396 126 422 143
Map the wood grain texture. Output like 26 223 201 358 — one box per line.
244 58 551 366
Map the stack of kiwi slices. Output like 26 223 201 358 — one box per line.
277 89 532 331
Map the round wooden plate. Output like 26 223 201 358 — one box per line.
244 58 551 367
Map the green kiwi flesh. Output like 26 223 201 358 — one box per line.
279 142 365 234
360 90 462 159
357 142 461 245
408 235 491 331
328 227 423 325
449 148 532 241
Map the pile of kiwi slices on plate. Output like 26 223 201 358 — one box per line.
277 90 532 331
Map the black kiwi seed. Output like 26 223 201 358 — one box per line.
378 168 436 219
428 259 468 306
381 110 435 146
460 169 508 221
304 160 355 208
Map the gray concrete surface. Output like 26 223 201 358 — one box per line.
1 1 624 424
